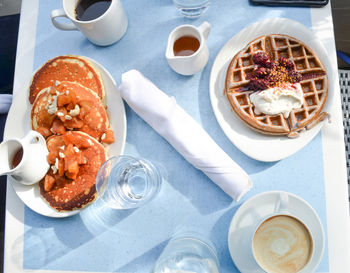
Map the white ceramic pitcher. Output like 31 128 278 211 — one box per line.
166 21 211 75
0 130 49 185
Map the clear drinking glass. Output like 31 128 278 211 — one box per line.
152 232 220 273
95 155 162 209
172 0 210 18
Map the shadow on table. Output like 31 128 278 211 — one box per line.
116 239 169 272
210 206 241 272
79 198 135 234
6 198 135 269
210 205 262 272
8 213 93 269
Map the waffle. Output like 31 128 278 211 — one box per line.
225 34 328 138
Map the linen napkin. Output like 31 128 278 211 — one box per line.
118 70 252 201
0 94 12 114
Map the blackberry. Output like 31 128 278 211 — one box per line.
279 57 295 70
265 60 274 69
248 78 269 91
289 70 302 83
246 73 254 80
252 52 269 66
254 67 270 78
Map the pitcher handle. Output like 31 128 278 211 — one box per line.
51 9 78 31
198 21 211 41
21 130 46 147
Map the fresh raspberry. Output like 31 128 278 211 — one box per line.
252 52 270 66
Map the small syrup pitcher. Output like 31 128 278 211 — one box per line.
0 130 49 185
166 21 211 75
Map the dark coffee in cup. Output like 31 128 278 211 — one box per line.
252 215 313 273
75 0 112 21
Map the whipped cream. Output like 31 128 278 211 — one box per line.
249 83 304 118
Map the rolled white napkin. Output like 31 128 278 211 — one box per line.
118 70 252 201
0 94 12 114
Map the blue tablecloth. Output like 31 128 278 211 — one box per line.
22 0 328 272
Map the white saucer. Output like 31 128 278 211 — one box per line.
227 191 325 273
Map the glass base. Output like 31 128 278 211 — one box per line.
174 1 210 18
152 235 219 273
95 156 162 209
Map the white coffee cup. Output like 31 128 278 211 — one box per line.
0 130 49 185
166 21 211 75
251 192 314 273
51 0 128 46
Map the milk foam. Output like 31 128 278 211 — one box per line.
253 215 313 273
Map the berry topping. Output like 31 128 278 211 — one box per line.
254 67 270 78
278 57 295 69
289 70 302 83
246 53 302 91
252 52 270 66
248 78 269 91
265 61 274 69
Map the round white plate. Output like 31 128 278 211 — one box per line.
4 57 127 218
209 18 335 162
228 191 325 273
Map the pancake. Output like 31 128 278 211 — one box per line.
29 55 105 104
31 81 114 143
39 131 108 211
225 34 328 137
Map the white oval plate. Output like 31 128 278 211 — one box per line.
228 191 325 273
4 57 127 218
209 18 335 162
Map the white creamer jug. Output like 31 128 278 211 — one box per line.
0 130 49 185
166 21 211 75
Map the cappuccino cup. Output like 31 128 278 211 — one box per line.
251 192 314 273
51 0 128 46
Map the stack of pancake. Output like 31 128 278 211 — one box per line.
29 55 114 211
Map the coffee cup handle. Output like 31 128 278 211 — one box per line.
275 191 289 213
51 9 78 31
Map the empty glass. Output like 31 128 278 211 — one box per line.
95 155 162 209
172 0 210 18
152 232 220 273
